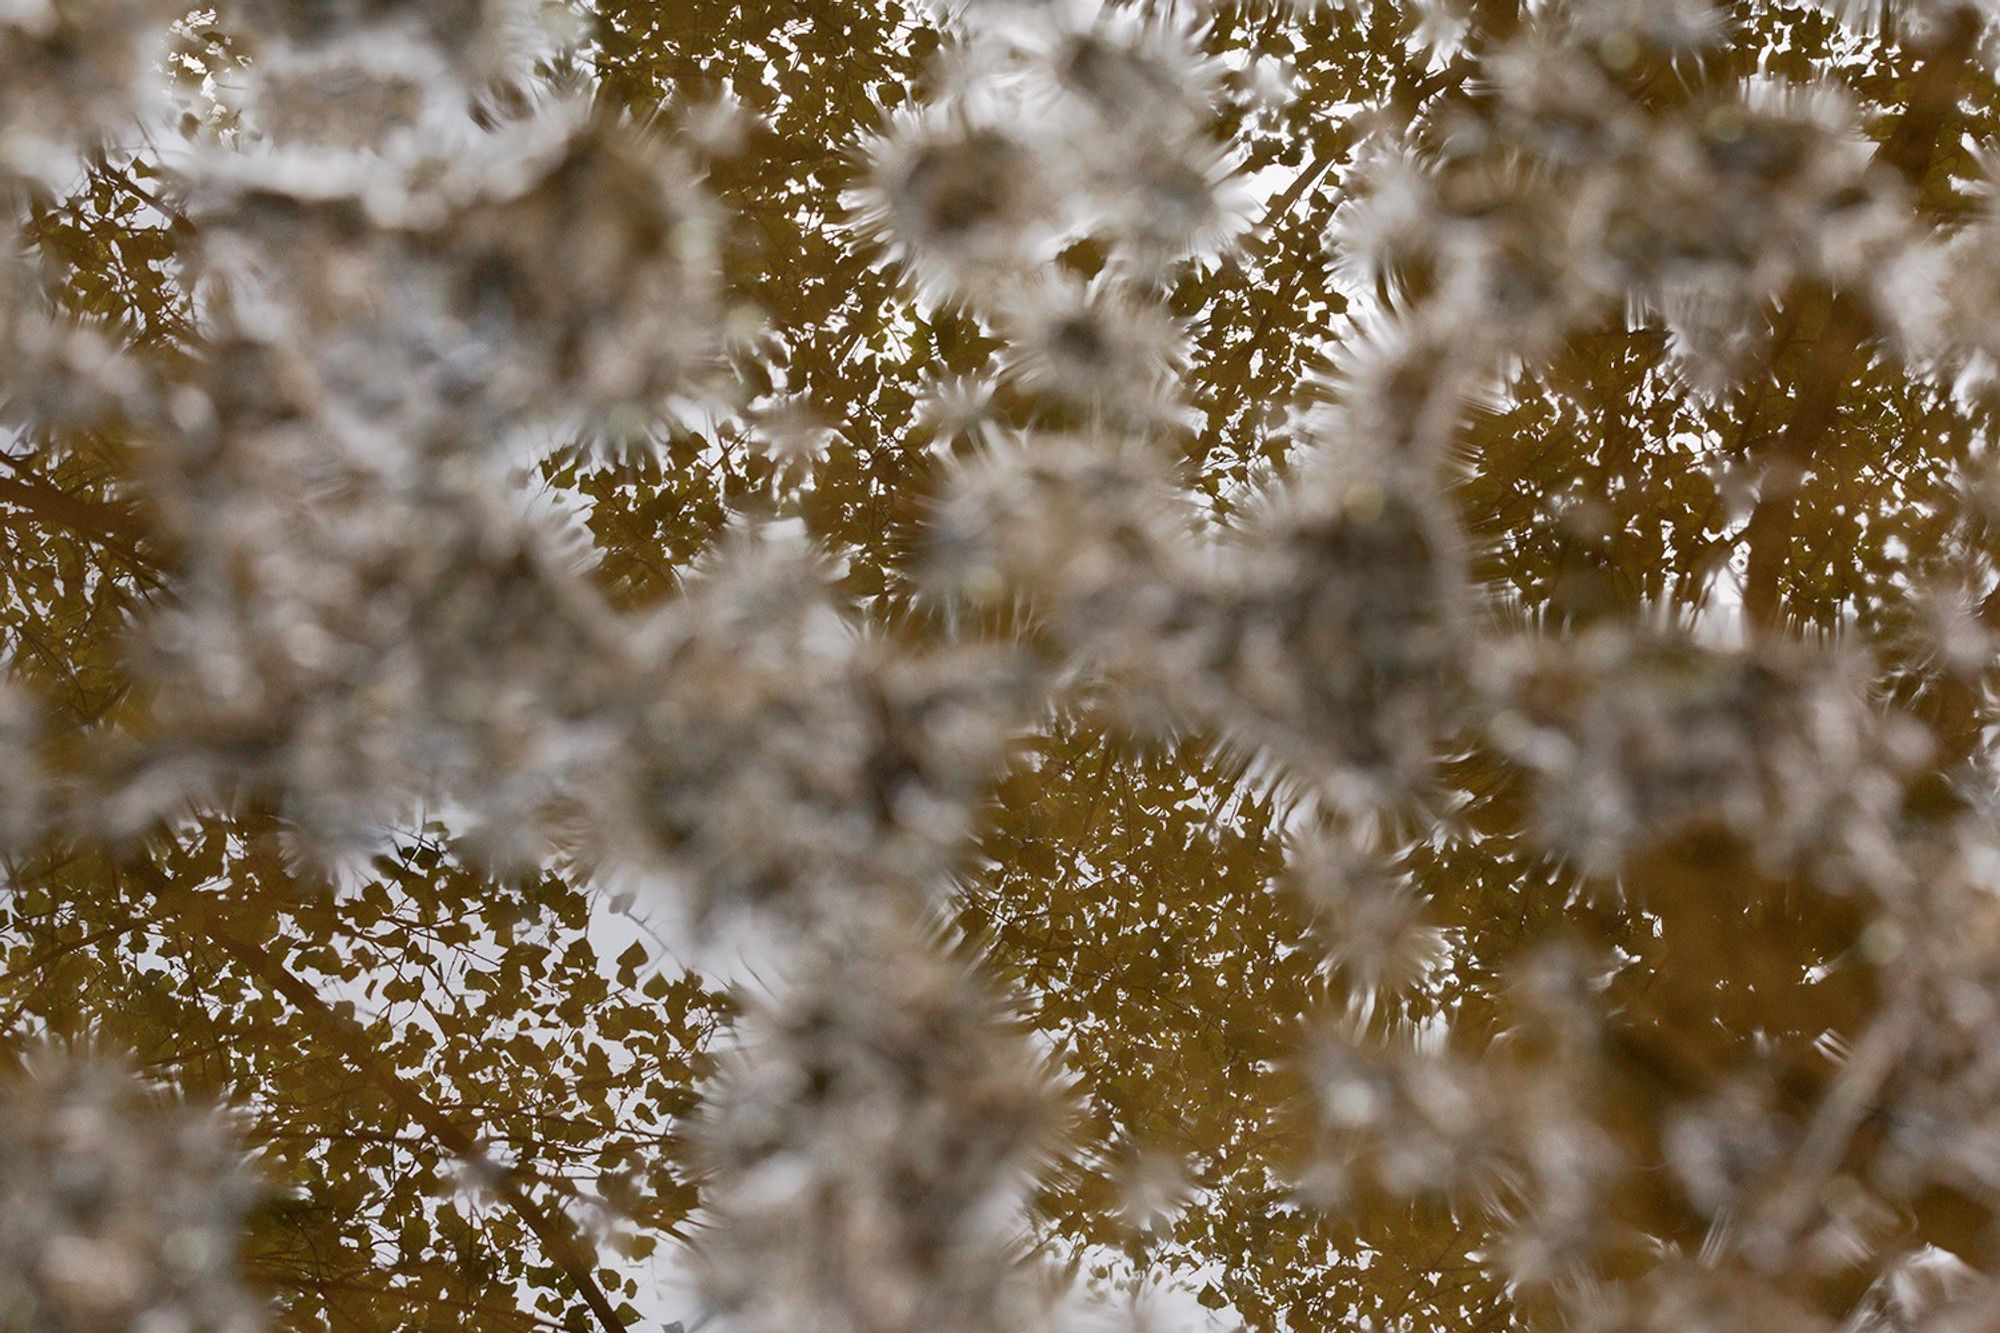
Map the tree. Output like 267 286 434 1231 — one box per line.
9 0 2000 1330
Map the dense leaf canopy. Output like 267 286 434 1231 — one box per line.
10 0 2000 1329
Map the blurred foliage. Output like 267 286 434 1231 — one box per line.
4 0 2000 1328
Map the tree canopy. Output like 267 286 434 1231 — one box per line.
9 1 2000 1330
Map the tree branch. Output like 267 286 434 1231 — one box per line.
126 859 631 1333
0 452 155 577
